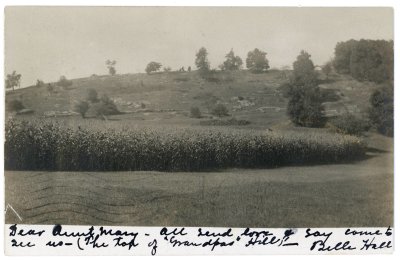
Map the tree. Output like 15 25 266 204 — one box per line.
145 62 162 74
369 83 393 136
286 84 325 127
286 51 325 127
246 48 269 73
292 50 316 84
5 71 21 91
7 99 25 112
86 88 99 103
56 76 73 89
333 39 393 83
106 60 117 76
190 107 202 118
333 40 356 74
47 84 54 94
195 47 210 76
220 49 243 70
74 101 89 118
35 79 45 88
321 62 333 80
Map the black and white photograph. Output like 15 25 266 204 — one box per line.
2 5 395 255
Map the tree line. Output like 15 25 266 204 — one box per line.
145 47 269 75
333 39 393 83
284 39 393 136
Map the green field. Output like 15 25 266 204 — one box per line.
4 70 393 227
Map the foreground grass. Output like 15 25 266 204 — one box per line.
5 119 365 171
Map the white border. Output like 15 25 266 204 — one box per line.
1 1 398 260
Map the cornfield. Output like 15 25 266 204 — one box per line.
5 119 365 171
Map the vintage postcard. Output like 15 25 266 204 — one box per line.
3 6 394 255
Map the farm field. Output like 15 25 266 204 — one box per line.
4 70 393 227
5 133 393 227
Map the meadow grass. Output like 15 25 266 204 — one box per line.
5 119 365 171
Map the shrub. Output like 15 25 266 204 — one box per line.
211 104 229 117
322 61 333 79
330 113 370 136
7 100 25 112
190 107 202 118
369 84 393 136
74 101 89 118
4 119 365 171
35 79 45 88
47 84 54 93
92 94 120 117
56 76 73 89
286 85 326 127
86 88 99 103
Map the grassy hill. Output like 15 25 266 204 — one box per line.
5 70 393 227
5 69 382 130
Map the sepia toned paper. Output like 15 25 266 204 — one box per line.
3 6 394 255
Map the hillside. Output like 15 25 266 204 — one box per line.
5 70 382 130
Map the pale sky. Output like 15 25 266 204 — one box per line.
5 7 394 88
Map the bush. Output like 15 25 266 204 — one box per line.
5 119 365 171
87 88 99 103
286 85 326 127
190 107 202 118
56 76 73 89
35 80 45 88
211 104 229 117
7 100 25 112
330 113 370 136
47 84 54 93
322 62 333 79
74 101 89 118
369 84 393 136
92 94 120 117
